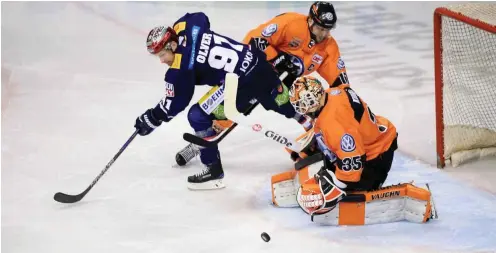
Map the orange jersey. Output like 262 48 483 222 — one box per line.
243 12 349 87
313 87 397 184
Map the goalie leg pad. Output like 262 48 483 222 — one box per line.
311 183 435 226
271 156 324 207
271 171 299 207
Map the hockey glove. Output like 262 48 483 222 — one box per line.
273 83 290 106
248 37 270 52
270 52 304 87
297 168 346 215
134 108 162 136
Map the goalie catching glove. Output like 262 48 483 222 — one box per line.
297 167 346 215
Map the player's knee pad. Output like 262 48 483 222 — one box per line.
311 183 435 226
187 104 215 132
187 105 220 165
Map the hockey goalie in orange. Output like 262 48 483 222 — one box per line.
270 76 438 226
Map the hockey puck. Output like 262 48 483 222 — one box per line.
261 232 270 242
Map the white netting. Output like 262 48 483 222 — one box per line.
440 3 496 166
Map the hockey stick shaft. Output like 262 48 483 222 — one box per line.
54 130 139 203
294 153 324 171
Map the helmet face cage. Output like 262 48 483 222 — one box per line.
146 26 177 54
289 76 324 115
309 1 337 30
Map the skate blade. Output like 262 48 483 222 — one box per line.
187 179 226 190
426 183 439 219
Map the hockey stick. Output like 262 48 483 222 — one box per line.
182 100 259 148
183 71 288 149
53 130 139 203
222 72 302 152
183 125 234 148
294 153 324 171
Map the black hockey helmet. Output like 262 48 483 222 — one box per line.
309 1 337 29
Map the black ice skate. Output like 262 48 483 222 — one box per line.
175 143 200 166
187 162 225 190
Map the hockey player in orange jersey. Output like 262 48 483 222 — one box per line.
244 1 348 89
176 1 346 166
270 76 437 226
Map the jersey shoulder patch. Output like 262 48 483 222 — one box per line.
173 21 186 34
170 54 183 69
262 23 278 37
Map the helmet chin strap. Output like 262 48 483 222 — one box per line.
307 18 319 43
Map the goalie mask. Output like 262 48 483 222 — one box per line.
289 76 325 115
146 26 178 54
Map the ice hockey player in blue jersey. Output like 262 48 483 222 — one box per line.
134 12 298 190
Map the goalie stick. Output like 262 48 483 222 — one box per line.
294 153 324 171
53 130 139 204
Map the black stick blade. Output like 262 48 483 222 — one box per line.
183 133 218 148
53 192 83 203
54 187 90 203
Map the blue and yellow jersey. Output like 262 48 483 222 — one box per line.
152 12 260 122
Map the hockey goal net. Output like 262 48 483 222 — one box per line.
434 3 496 168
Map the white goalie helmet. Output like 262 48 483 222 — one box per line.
289 76 325 115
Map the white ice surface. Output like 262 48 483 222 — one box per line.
2 2 496 253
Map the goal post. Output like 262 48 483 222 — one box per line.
434 3 496 168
